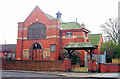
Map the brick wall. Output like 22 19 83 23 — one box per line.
88 59 98 73
2 60 71 71
94 36 103 55
99 63 120 73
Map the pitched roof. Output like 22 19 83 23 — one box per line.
0 44 16 52
88 34 102 46
64 42 94 48
45 13 57 20
36 6 57 20
60 22 84 30
24 6 57 22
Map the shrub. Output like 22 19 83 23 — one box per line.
59 49 81 65
71 51 81 65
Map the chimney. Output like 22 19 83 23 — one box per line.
76 18 78 23
81 23 85 27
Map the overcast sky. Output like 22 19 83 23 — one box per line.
0 0 119 44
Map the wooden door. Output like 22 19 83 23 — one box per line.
32 49 42 60
37 49 39 60
36 49 42 60
33 50 36 60
39 49 42 60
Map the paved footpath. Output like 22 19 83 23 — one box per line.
1 70 120 78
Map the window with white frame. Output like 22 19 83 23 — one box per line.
66 32 73 37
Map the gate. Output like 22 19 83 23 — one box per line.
85 52 106 67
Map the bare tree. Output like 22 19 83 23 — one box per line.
100 18 118 43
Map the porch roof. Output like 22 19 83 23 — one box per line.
64 42 97 50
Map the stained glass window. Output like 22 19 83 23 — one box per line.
22 49 29 58
43 49 50 58
50 44 56 52
27 22 46 39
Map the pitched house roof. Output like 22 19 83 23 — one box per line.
0 44 16 53
88 34 102 46
60 22 84 30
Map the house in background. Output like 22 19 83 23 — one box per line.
88 34 103 55
0 44 16 60
85 34 105 65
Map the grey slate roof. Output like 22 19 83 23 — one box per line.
0 44 16 52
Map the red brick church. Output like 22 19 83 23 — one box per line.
16 6 103 64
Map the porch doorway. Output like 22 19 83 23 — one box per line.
30 43 43 60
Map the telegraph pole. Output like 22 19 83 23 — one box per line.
118 2 120 44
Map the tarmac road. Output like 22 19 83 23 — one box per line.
1 71 96 79
2 71 61 77
1 70 120 79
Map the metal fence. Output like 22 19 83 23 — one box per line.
85 52 106 67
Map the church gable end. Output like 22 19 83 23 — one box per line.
24 6 54 27
17 6 60 40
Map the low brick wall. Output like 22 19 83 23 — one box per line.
62 60 71 71
2 60 71 71
99 63 120 73
88 59 98 73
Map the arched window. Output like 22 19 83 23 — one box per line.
27 22 46 39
